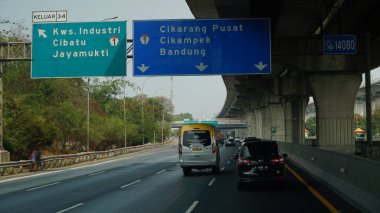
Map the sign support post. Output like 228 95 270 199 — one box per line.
0 42 31 162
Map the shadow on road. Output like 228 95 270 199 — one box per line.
238 181 294 191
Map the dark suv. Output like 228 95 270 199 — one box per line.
236 141 287 190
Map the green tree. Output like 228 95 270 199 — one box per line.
173 113 194 121
0 19 173 159
47 102 87 153
354 114 366 131
0 17 29 42
4 95 60 159
373 109 380 136
305 117 316 136
90 78 134 110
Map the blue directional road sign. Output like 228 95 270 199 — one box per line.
133 19 271 76
323 35 356 55
32 21 126 78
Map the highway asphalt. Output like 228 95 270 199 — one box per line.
0 145 360 213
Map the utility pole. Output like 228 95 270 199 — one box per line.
162 107 164 143
366 32 373 148
123 78 127 148
153 89 164 143
170 76 174 102
141 77 151 145
141 87 145 145
153 99 155 143
0 62 3 151
87 77 90 152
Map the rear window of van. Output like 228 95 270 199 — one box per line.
183 130 211 147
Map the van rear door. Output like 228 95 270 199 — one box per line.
182 130 212 161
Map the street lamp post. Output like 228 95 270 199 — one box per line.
0 62 3 151
123 78 127 148
162 107 165 143
152 89 164 143
153 99 156 143
87 77 90 152
101 16 118 21
195 108 207 121
141 77 152 145
85 16 119 152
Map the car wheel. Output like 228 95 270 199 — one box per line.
183 168 191 176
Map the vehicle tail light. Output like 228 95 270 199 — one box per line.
238 158 251 166
178 144 182 155
271 156 284 164
212 143 217 153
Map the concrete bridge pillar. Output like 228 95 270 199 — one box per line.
252 111 259 137
308 73 362 151
245 111 256 137
0 150 10 162
375 92 380 110
281 96 308 144
254 108 263 138
269 103 285 141
235 128 242 137
283 100 292 143
260 106 274 140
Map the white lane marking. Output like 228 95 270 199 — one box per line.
221 167 225 171
26 182 60 191
227 161 231 165
156 169 167 174
88 171 105 176
0 148 172 184
185 201 199 213
56 203 84 213
208 177 216 186
120 180 141 189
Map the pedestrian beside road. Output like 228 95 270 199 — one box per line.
31 150 38 172
31 149 42 172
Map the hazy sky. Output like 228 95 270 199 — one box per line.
0 0 227 119
1 0 380 119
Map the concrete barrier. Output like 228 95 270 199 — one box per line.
279 142 380 213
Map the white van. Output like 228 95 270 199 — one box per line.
179 123 220 176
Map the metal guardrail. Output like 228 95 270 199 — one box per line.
0 142 167 176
